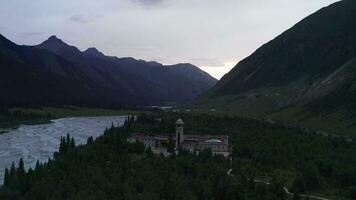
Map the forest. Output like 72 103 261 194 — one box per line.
1 112 356 199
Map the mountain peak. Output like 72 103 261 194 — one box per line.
37 35 83 61
39 35 69 48
46 35 63 43
84 47 105 58
48 35 59 40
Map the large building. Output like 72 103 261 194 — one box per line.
128 119 230 157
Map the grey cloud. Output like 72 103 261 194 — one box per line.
19 32 44 38
133 0 164 6
190 58 225 67
69 14 102 24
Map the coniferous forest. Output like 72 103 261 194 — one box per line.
1 113 356 199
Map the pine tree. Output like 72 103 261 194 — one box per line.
4 167 9 187
87 136 94 144
59 136 66 154
8 162 17 189
9 162 16 179
18 158 26 191
18 158 25 174
70 137 76 149
66 133 71 150
35 160 40 171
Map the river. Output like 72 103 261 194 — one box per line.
0 116 126 184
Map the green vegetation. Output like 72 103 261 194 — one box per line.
0 117 286 200
0 106 52 131
1 112 356 199
195 90 356 138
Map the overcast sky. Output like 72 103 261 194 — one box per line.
0 0 339 79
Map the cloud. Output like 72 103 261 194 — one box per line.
69 14 102 24
19 32 44 38
133 0 164 6
189 58 226 67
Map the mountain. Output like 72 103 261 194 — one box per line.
36 36 217 104
198 0 356 135
0 34 121 107
84 47 105 58
0 34 217 107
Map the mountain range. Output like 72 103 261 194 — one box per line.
0 34 217 107
198 0 356 135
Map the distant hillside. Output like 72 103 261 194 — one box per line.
0 34 217 107
197 0 356 135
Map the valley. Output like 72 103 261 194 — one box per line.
1 0 356 199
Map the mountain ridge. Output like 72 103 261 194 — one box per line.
0 34 217 107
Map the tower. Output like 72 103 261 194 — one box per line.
175 118 184 149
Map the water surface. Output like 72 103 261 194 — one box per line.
0 116 126 183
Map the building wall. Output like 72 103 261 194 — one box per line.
129 133 230 157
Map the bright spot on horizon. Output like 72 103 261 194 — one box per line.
201 62 237 80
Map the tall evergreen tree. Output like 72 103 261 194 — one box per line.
18 158 26 191
70 137 76 149
66 134 71 150
87 136 94 144
35 160 40 171
4 168 9 187
59 136 66 154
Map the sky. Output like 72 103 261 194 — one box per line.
0 0 339 79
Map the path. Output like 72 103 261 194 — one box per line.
227 169 330 200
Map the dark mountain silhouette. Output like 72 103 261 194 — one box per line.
0 34 122 107
84 47 105 58
0 34 217 107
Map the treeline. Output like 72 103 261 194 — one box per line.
0 116 290 200
0 106 52 130
3 134 77 193
1 112 356 199
128 113 356 199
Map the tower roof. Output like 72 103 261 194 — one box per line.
176 118 184 125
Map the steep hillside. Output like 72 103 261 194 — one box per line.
198 0 356 135
212 0 356 96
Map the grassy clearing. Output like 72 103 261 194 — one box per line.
194 91 356 138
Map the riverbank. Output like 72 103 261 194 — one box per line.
0 106 139 133
11 106 139 118
0 115 127 184
0 113 52 133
